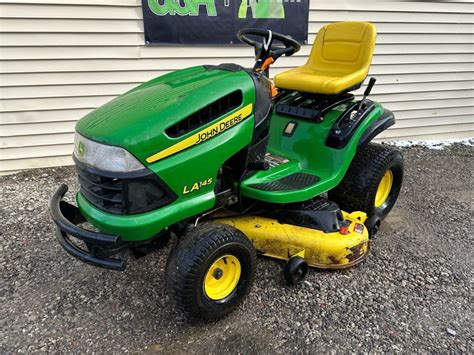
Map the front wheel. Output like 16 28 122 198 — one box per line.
328 143 404 219
166 223 256 320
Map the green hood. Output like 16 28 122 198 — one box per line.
76 65 255 164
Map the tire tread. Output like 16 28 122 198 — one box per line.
166 223 256 320
328 143 403 218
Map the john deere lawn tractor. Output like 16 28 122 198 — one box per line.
51 22 403 320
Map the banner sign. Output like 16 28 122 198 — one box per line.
142 0 309 45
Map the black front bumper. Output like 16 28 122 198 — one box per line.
50 184 128 271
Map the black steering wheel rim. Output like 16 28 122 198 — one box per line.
237 28 301 70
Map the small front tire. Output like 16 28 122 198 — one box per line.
166 223 256 320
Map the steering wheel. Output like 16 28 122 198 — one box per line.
237 28 301 72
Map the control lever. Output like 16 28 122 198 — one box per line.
357 77 376 112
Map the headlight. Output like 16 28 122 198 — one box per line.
74 132 144 173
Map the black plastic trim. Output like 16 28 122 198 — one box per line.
273 197 343 233
276 104 322 122
203 63 246 72
325 100 375 149
165 90 243 138
249 172 320 192
74 156 177 215
81 187 122 204
247 71 273 128
77 174 122 191
358 109 396 148
274 92 354 123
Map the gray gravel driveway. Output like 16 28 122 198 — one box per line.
1 144 472 353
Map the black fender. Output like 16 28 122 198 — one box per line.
358 109 395 148
325 100 375 149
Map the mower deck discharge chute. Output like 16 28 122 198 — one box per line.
50 22 403 320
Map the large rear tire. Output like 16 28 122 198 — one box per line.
166 223 256 320
328 143 403 219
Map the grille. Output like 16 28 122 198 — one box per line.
165 90 243 138
76 163 176 215
76 165 124 214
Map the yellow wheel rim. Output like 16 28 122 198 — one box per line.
375 170 393 207
204 255 241 301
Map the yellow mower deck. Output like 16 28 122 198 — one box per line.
214 211 369 269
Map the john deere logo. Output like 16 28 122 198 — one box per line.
78 142 85 157
195 112 245 144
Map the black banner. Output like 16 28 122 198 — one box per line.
142 0 309 45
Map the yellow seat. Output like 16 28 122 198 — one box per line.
274 22 377 95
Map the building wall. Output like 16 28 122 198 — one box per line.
1 0 473 173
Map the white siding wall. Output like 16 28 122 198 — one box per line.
0 0 473 173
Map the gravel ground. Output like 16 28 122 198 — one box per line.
1 144 472 353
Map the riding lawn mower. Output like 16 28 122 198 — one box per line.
50 21 404 320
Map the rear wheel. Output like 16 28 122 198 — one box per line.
328 143 404 219
166 223 256 320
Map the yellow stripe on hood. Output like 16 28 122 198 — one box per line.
146 103 253 164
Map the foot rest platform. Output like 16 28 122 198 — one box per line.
248 173 320 192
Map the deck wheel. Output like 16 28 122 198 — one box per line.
284 256 308 285
365 215 381 238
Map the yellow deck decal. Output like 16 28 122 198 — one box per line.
146 103 253 163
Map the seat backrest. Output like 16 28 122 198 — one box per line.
306 22 377 76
